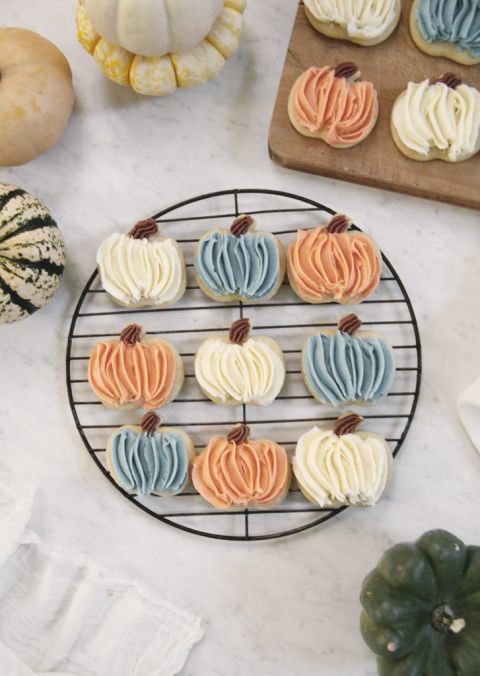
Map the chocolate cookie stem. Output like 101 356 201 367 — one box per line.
120 324 142 345
333 413 364 436
129 218 159 240
230 215 254 237
435 73 462 90
227 423 250 444
327 214 352 234
229 318 251 344
334 62 359 80
141 412 161 435
338 314 362 335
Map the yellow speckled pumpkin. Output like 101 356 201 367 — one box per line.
76 0 246 96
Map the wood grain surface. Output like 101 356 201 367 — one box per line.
269 1 480 210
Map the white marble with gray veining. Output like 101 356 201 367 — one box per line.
1 1 480 674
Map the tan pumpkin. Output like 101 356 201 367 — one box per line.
0 28 74 166
76 0 247 95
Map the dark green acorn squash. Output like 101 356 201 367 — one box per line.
360 529 480 676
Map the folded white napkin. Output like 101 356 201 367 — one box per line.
0 478 203 676
458 375 480 452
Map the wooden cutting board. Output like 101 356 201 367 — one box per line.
269 1 480 210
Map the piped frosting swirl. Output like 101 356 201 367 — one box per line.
110 426 190 496
292 424 391 507
192 433 290 509
290 66 378 146
392 78 480 161
305 0 399 40
416 0 480 57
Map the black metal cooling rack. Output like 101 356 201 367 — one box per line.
66 188 422 541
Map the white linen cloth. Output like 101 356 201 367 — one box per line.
0 478 203 676
458 375 480 453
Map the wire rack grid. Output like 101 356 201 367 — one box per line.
66 188 422 541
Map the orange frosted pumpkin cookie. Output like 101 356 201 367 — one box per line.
288 63 379 148
192 423 291 509
88 323 184 410
288 214 381 304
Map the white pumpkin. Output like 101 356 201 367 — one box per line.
77 0 246 95
85 0 224 57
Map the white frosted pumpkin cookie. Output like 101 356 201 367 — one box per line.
288 63 379 148
391 74 480 162
97 218 186 308
302 314 395 407
88 323 184 411
194 318 286 406
106 412 194 497
194 214 286 303
410 0 480 66
292 413 393 508
304 0 401 46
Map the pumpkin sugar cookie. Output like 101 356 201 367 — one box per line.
194 214 286 303
288 213 382 304
293 413 393 508
194 318 286 406
192 423 291 509
411 0 480 66
97 218 186 309
391 74 480 162
304 0 401 46
106 412 194 497
88 323 184 410
288 63 379 148
302 314 396 407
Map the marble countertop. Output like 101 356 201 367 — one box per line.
2 1 480 674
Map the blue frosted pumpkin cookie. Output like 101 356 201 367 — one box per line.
411 0 480 65
302 314 395 407
106 412 194 497
194 215 286 303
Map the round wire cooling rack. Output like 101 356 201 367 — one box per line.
66 188 422 541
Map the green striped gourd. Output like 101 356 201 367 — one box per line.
0 184 66 324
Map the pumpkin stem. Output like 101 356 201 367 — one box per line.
230 214 254 237
334 62 360 81
229 318 251 344
326 214 352 234
338 314 362 335
430 604 466 634
227 424 250 444
333 413 364 436
129 218 158 240
120 324 142 345
141 412 160 435
435 73 462 90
